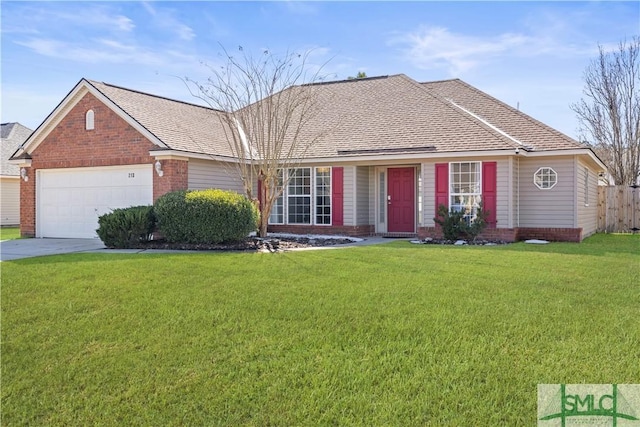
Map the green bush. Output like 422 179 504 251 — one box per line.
154 189 258 244
434 204 467 241
434 202 489 242
96 205 156 248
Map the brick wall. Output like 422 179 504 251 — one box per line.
268 224 375 237
418 226 518 242
19 176 36 237
153 159 189 201
418 226 583 242
516 227 583 243
19 92 187 237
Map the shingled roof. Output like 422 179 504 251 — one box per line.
2 123 32 176
421 78 584 151
13 75 591 163
87 80 236 158
272 74 528 159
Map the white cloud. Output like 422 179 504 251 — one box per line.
390 26 535 75
280 1 319 16
390 24 598 76
2 4 135 34
142 2 195 41
13 37 204 72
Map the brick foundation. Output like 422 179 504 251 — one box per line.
267 224 584 242
418 226 583 242
418 226 519 242
516 227 583 243
267 224 375 237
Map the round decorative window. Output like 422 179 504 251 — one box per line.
534 167 557 189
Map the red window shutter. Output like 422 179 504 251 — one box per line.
332 167 344 226
435 163 449 214
482 162 497 228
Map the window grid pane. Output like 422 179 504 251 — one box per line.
268 170 284 224
315 167 331 225
534 167 557 189
450 162 481 222
288 168 311 224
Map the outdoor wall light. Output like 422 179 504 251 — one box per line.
154 160 164 177
20 167 29 182
515 147 520 155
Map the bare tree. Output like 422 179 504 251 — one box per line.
572 37 640 186
188 47 331 237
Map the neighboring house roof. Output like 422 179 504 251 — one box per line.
10 74 600 166
2 122 32 176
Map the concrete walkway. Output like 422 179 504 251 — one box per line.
1 236 401 261
0 238 106 261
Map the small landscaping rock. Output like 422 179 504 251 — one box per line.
525 239 549 244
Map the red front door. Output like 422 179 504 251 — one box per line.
387 167 415 233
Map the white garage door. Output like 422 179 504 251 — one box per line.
37 165 153 238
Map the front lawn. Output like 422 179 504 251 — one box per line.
2 234 639 426
0 227 21 241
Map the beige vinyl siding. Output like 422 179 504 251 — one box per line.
343 166 355 226
1 177 20 226
188 159 244 193
577 159 598 237
355 166 370 225
422 162 436 226
513 157 520 227
495 159 510 228
368 168 376 225
518 157 575 228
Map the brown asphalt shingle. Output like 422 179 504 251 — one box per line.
267 74 521 159
84 75 584 160
421 78 584 151
88 80 236 158
2 123 32 175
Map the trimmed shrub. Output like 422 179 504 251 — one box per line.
154 189 258 244
434 202 489 242
434 204 467 241
96 205 156 248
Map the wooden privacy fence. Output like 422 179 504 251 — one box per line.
597 185 640 233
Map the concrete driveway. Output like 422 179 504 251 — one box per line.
0 238 106 261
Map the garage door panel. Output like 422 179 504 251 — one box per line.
37 165 153 238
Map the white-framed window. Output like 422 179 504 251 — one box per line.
534 167 557 190
85 109 95 130
287 168 311 224
268 170 284 224
315 167 332 225
269 167 332 226
450 161 481 222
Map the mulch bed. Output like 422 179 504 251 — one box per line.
125 236 356 252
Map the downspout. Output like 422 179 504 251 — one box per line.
515 149 520 227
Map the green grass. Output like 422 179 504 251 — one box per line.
0 227 21 241
2 234 639 426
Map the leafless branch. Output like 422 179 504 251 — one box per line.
572 37 640 186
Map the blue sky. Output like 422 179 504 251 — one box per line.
1 1 638 140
